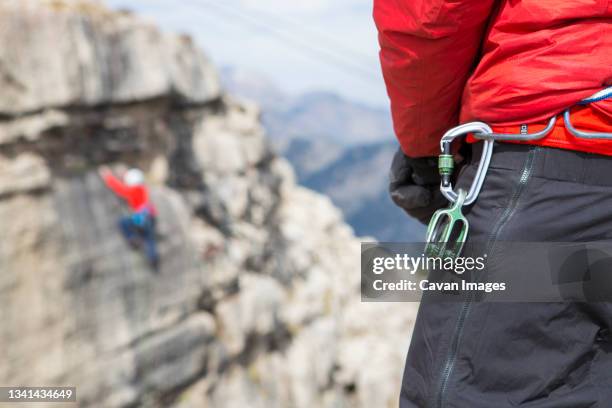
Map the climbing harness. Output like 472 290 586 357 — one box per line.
425 87 612 258
131 206 155 229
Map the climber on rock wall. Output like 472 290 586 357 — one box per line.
99 166 160 270
374 0 612 407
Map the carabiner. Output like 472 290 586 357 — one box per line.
425 189 469 260
564 108 612 139
439 122 494 206
564 86 612 139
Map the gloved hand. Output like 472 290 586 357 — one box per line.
389 148 450 225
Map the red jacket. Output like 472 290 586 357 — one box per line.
102 173 157 216
374 0 612 157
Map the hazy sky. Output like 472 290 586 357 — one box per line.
105 0 389 107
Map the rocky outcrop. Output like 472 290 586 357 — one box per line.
0 0 220 116
0 1 417 407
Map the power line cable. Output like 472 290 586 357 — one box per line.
194 0 375 66
183 0 381 83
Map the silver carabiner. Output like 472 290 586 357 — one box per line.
564 86 612 139
439 122 494 206
564 109 612 139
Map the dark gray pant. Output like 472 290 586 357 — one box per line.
401 143 612 408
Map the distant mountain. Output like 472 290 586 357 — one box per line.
301 141 424 242
282 138 345 180
222 67 423 241
264 91 394 147
221 67 394 148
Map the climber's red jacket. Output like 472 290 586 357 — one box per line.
101 172 157 216
374 0 612 157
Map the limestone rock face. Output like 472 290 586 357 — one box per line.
0 1 417 407
0 0 221 115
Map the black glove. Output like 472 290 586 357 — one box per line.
389 148 449 225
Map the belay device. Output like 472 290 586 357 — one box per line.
425 87 612 259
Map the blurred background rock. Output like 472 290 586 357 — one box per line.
0 0 419 407
222 68 423 242
106 0 425 242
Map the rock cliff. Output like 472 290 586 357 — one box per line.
0 1 417 407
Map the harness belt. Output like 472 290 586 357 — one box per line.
425 87 612 258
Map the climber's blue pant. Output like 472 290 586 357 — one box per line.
119 213 159 266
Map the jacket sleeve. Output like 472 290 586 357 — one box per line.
374 0 497 157
102 172 130 199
